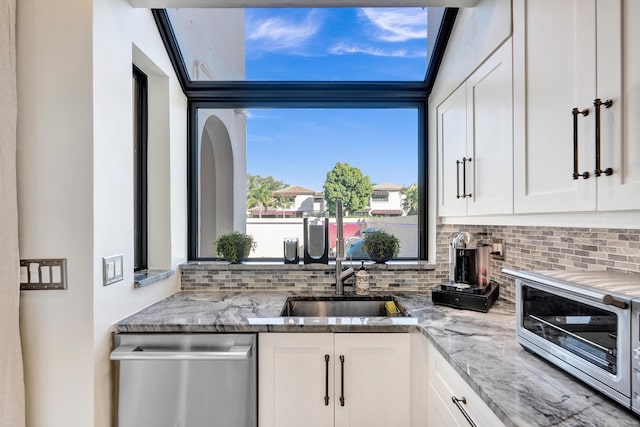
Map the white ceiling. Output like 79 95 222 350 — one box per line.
129 0 478 7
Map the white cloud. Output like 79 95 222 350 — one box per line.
329 43 409 58
360 8 428 42
247 10 322 53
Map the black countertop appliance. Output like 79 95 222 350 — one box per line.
432 232 499 313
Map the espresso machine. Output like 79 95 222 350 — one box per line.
432 232 499 312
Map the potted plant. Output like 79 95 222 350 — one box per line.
362 230 400 263
215 232 256 264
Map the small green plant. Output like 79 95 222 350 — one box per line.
362 230 400 263
215 232 256 264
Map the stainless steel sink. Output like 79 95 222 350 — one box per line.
279 297 410 317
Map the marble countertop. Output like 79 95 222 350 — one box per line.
114 291 640 427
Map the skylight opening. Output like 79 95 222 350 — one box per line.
166 7 432 82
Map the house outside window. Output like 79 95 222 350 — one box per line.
370 183 405 217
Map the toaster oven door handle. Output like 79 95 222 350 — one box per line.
602 294 629 310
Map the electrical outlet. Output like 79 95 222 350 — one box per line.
103 254 124 286
490 239 505 260
20 259 67 290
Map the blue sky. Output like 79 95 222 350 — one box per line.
245 8 427 191
245 8 428 81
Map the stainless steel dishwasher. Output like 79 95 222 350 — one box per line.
110 333 257 427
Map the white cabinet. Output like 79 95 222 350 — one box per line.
426 339 504 427
259 333 410 427
259 333 334 427
438 40 513 217
513 0 640 213
438 80 468 217
596 0 640 210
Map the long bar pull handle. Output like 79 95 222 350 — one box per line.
456 159 462 199
594 98 614 177
339 355 345 407
451 396 478 427
572 107 590 180
109 345 252 361
462 157 472 198
324 354 330 406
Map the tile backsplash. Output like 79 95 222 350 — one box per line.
438 224 640 302
180 263 441 293
181 224 640 304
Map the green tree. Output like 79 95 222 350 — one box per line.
249 184 274 218
246 174 288 216
274 194 292 218
247 174 286 196
323 162 373 216
401 183 418 215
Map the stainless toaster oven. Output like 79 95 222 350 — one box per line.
504 269 640 414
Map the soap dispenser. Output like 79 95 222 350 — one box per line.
355 261 370 295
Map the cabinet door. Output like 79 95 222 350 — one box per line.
513 0 597 213
259 333 334 427
438 84 468 217
334 333 410 427
596 0 640 210
466 39 514 216
410 333 429 427
427 341 505 427
427 380 468 427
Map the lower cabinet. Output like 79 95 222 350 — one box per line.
426 338 504 427
259 332 411 427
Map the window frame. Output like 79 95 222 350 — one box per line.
133 64 149 271
151 7 459 262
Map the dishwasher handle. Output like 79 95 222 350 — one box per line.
110 345 252 361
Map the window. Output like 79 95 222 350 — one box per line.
372 193 390 203
194 107 420 260
152 6 457 261
132 65 148 271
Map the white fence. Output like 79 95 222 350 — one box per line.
246 216 418 259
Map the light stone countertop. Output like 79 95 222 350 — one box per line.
114 291 640 427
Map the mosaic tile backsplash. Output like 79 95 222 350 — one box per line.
438 224 640 303
180 263 441 293
181 224 640 303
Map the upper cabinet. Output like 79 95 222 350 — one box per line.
438 40 514 217
513 0 640 213
596 1 640 210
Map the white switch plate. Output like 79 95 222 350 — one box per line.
103 254 124 286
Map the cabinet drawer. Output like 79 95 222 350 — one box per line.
429 347 504 427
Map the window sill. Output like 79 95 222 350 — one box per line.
134 269 175 288
181 261 436 272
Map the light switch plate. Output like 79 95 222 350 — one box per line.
20 259 67 290
491 239 505 260
103 254 124 286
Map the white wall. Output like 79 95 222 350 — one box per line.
247 217 418 259
370 190 404 212
197 108 247 242
17 0 188 426
166 8 245 80
429 0 511 106
17 0 95 425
